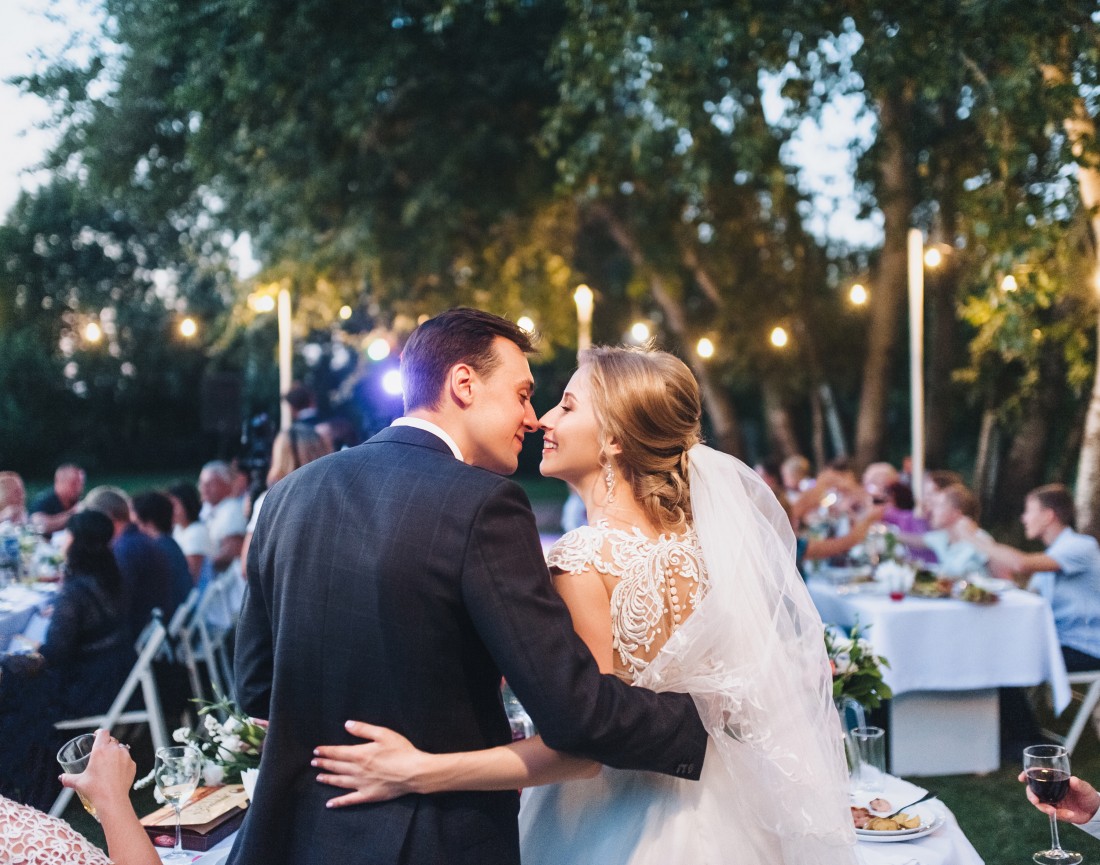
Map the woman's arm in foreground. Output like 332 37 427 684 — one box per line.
315 565 613 808
60 729 160 865
314 722 600 807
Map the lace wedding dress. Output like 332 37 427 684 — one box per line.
518 445 857 865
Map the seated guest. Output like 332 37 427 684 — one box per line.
1 728 161 865
899 483 992 577
168 482 211 585
84 486 176 639
862 461 899 504
780 454 812 504
198 461 247 580
0 511 132 810
29 463 85 537
131 491 192 616
0 471 27 524
198 461 248 628
921 468 964 518
964 484 1100 670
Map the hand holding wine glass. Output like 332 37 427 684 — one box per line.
154 745 202 862
1020 770 1100 824
1023 745 1084 864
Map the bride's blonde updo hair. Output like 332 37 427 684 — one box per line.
581 346 703 534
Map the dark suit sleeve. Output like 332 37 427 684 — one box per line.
235 531 274 719
461 481 708 780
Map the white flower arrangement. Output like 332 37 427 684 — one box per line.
135 697 265 794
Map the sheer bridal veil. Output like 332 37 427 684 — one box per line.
635 444 857 864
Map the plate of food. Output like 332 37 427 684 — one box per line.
852 799 944 843
909 570 954 598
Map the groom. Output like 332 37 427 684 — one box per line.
227 308 707 865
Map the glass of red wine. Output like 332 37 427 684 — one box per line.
1023 744 1082 865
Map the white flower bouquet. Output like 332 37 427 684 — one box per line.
136 697 265 798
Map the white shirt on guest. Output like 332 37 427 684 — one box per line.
173 521 213 559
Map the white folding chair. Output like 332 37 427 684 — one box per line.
49 615 169 817
163 588 205 705
1044 670 1100 756
190 571 239 703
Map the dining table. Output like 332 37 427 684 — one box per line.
809 575 1071 776
167 772 985 865
0 581 57 652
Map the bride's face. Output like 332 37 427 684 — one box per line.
539 367 606 490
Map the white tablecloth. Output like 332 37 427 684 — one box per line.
0 583 55 652
855 774 984 865
809 579 1071 713
176 776 985 865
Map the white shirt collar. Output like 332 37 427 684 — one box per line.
391 417 464 462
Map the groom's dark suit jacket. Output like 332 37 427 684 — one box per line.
225 425 707 865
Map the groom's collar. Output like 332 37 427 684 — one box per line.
390 417 464 461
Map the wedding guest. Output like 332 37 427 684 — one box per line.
241 425 331 566
284 382 322 426
964 484 1100 671
315 416 359 452
1 728 160 865
131 491 192 617
0 511 132 810
780 454 812 503
84 486 176 639
168 482 211 585
921 469 964 517
1021 772 1100 839
898 483 992 578
198 462 247 580
0 471 27 524
198 462 248 630
29 463 85 537
862 461 899 503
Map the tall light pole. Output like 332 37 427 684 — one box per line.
573 284 593 359
907 229 926 510
278 288 293 430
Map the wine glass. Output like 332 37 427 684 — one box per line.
1023 744 1083 864
154 745 203 862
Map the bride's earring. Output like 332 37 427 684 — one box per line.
603 460 616 503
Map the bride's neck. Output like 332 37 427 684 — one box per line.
583 496 658 536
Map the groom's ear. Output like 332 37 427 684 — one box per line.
446 362 476 409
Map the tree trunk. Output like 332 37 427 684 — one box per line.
810 388 827 469
854 86 916 470
1042 63 1100 535
1077 316 1100 537
762 381 802 460
592 203 745 456
819 383 849 460
991 351 1063 524
973 405 1000 516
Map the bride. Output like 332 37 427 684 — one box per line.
313 346 857 864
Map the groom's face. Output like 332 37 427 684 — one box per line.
464 337 538 475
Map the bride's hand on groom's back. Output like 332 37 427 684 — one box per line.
312 720 428 807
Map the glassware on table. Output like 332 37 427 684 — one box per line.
849 726 886 796
1023 744 1082 864
56 733 100 821
154 745 203 862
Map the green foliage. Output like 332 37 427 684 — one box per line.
826 621 893 710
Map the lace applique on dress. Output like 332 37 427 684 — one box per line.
0 795 112 864
547 522 709 682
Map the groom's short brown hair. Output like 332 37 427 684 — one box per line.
401 308 535 412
